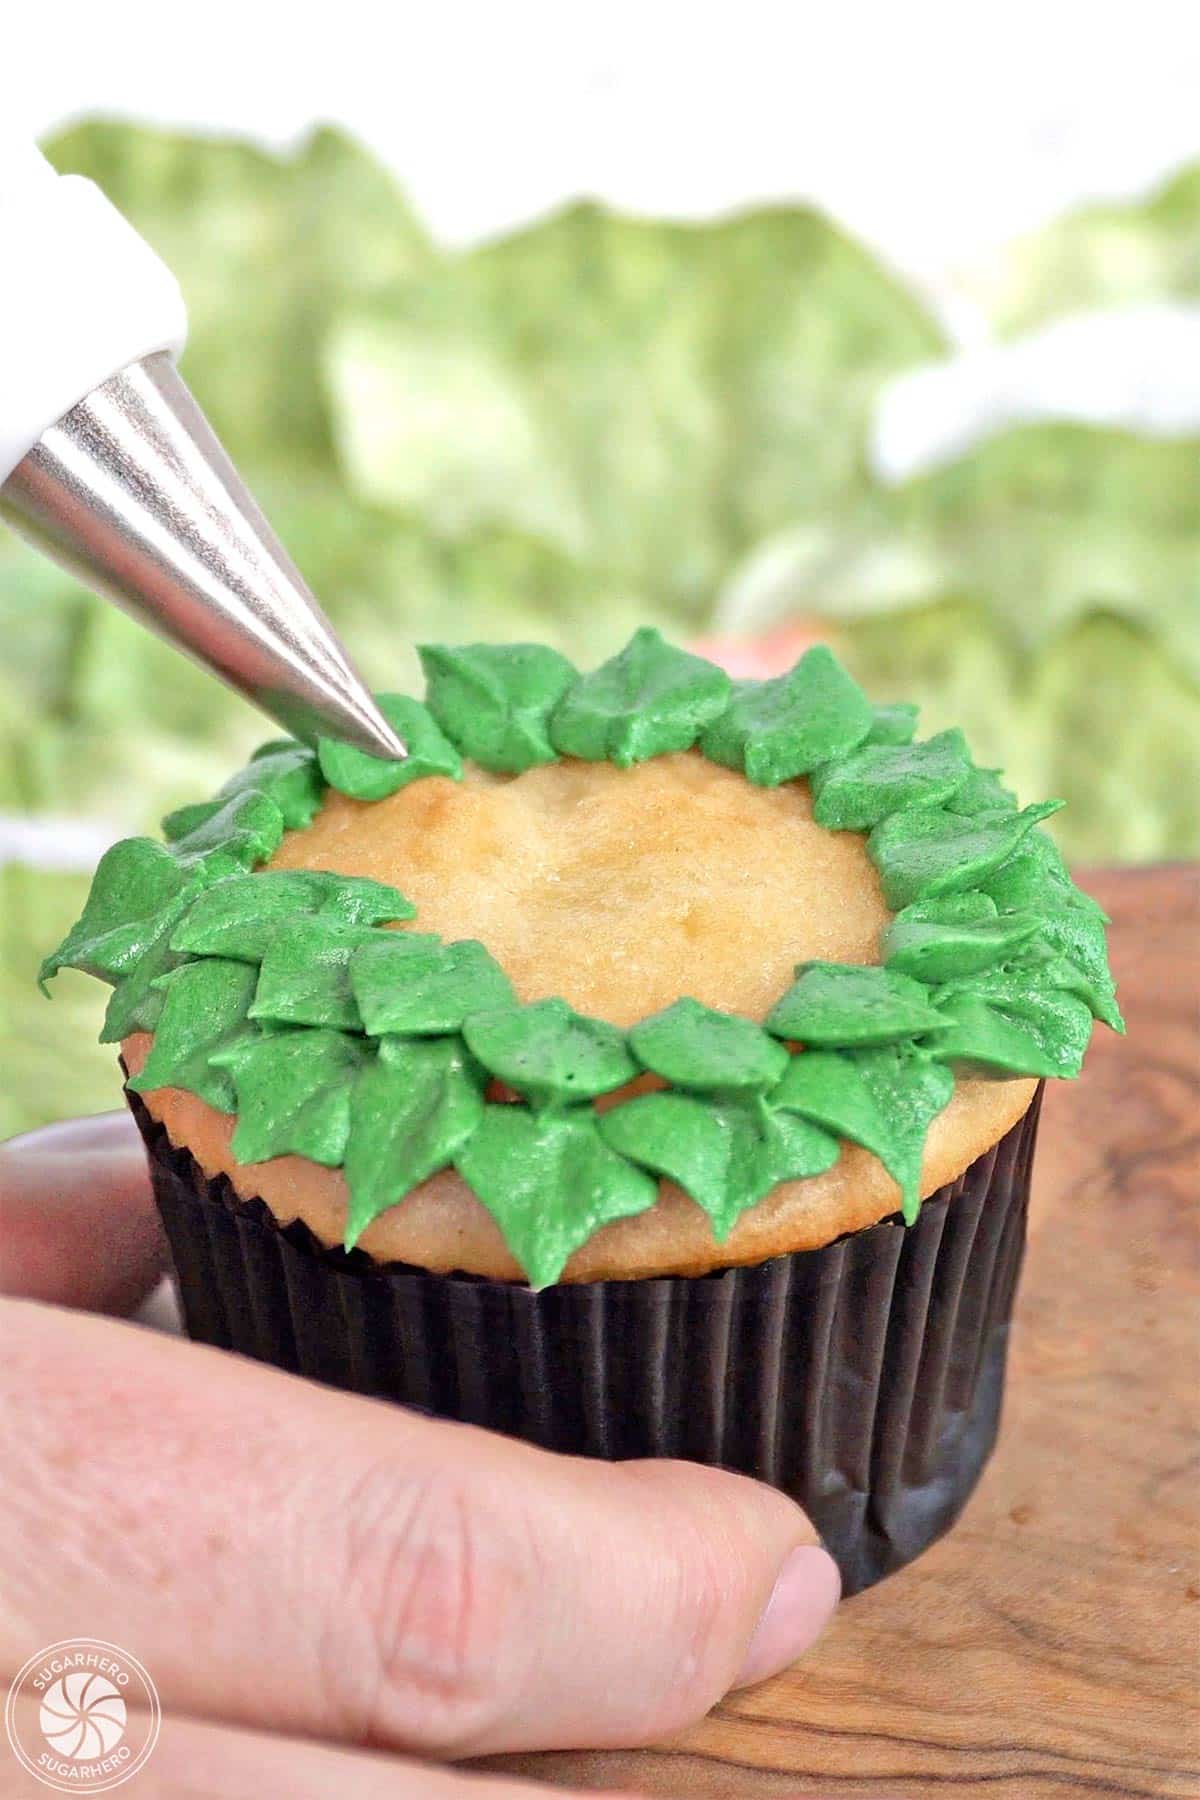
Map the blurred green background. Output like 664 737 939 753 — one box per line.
3 122 1198 1134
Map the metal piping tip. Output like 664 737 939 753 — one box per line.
0 352 407 761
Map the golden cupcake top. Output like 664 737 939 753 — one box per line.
268 754 891 1028
43 631 1122 1286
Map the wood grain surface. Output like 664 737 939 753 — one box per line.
488 865 1200 1800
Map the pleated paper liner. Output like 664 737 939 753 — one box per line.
127 1084 1042 1595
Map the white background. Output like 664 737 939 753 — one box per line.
5 0 1200 872
9 0 1200 302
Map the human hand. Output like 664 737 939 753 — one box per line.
0 1113 841 1797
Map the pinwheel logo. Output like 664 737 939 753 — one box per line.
5 1640 159 1792
39 1672 125 1759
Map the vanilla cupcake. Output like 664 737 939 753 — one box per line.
44 631 1121 1590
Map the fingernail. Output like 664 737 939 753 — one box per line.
733 1545 841 1690
3 1112 136 1158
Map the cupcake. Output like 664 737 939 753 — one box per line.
42 630 1121 1592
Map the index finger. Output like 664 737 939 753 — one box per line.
0 1112 165 1315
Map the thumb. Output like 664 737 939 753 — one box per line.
1 1300 839 1760
538 1454 842 1733
0 1111 165 1314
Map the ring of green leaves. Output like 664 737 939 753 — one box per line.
42 631 1122 1286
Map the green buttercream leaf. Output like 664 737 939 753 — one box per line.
420 641 577 772
849 1043 955 1223
249 737 301 761
770 1048 893 1162
350 933 515 1036
600 1090 837 1238
766 961 948 1047
980 828 1108 919
127 958 259 1110
249 919 388 1028
883 905 1044 982
37 834 208 1043
344 1036 486 1247
171 870 414 962
455 1104 658 1286
1026 908 1124 1030
317 692 461 800
868 801 1064 910
700 645 874 785
39 837 190 988
934 965 1097 1075
317 877 415 924
462 998 638 1105
628 997 789 1093
945 765 1018 817
811 728 971 829
928 991 1087 1078
896 892 999 924
167 790 287 876
213 1027 366 1165
865 702 919 746
162 744 323 840
765 1108 844 1184
550 627 731 766
160 802 244 844
999 986 1095 1076
100 932 189 1043
600 1091 748 1223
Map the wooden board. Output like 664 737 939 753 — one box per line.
490 864 1200 1798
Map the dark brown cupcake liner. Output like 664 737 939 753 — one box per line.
127 1083 1042 1595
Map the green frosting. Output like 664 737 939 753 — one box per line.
40 837 195 990
865 702 919 747
701 646 874 785
549 627 731 766
769 1043 952 1222
162 743 324 841
43 631 1123 1286
1026 908 1122 1030
882 901 1044 982
249 919 388 1030
318 693 462 800
868 800 1064 910
925 992 1080 1080
420 641 577 773
627 998 788 1094
839 1045 956 1224
600 1094 838 1239
932 964 1095 1077
463 999 639 1105
166 790 287 872
810 729 971 830
37 815 284 1045
351 934 515 1036
771 1049 893 1165
455 1106 658 1289
766 962 949 1047
171 870 414 961
215 1027 366 1167
128 958 260 1112
345 1037 486 1248
945 765 1018 817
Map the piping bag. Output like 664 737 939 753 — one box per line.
0 142 406 760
